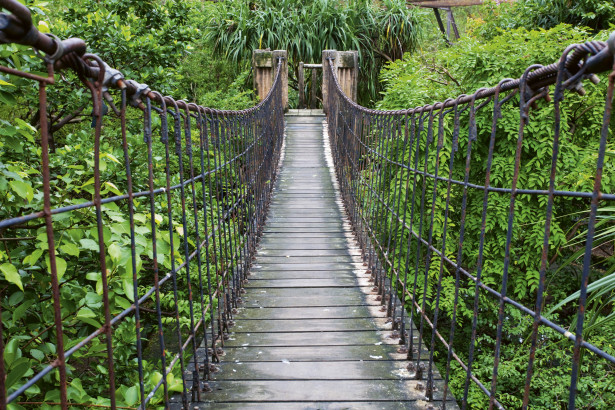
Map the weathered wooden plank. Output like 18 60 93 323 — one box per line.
268 208 340 214
255 257 355 266
197 380 453 402
240 286 368 299
257 244 352 252
208 344 400 362
257 245 352 252
272 190 335 195
232 318 384 333
223 331 427 350
251 262 359 270
267 204 340 209
247 270 357 280
173 401 446 409
234 306 373 320
257 233 350 239
275 181 333 184
274 191 338 201
258 240 349 249
242 295 367 308
271 192 336 197
263 221 340 227
282 160 328 164
203 361 435 381
267 205 341 210
245 278 359 288
267 202 339 208
263 227 348 233
266 215 344 221
268 201 339 205
266 203 339 208
263 229 351 235
225 329 418 350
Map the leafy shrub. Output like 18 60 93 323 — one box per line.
205 0 426 105
467 0 615 39
377 23 615 407
0 1 255 408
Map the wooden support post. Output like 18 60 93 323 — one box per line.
446 7 451 39
298 62 305 109
446 7 460 40
253 49 288 111
433 8 451 45
322 50 358 113
273 50 288 110
253 50 273 103
311 67 318 109
338 51 358 103
322 50 336 114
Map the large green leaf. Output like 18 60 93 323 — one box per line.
124 385 139 406
60 242 80 257
80 238 100 252
5 361 30 389
45 256 67 281
9 180 33 202
0 263 23 291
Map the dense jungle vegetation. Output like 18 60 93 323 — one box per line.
0 0 613 408
376 1 615 408
0 0 262 408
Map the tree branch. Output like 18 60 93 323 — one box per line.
372 46 393 62
0 236 36 241
432 64 461 87
50 104 87 133
427 77 448 86
569 103 598 136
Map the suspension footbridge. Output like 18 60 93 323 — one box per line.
0 1 614 408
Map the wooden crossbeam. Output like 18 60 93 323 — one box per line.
408 0 483 7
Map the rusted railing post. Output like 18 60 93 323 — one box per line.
253 49 288 111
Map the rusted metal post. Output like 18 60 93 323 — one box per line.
253 49 288 110
298 61 305 109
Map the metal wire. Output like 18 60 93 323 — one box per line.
325 38 615 409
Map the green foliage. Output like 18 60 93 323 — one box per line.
177 40 254 110
54 0 199 94
467 0 615 39
0 102 246 407
515 0 615 32
376 23 615 407
0 0 259 408
548 206 615 338
205 0 426 106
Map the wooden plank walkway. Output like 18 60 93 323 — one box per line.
177 111 458 409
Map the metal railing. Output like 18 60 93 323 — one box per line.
326 35 615 408
0 1 285 408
